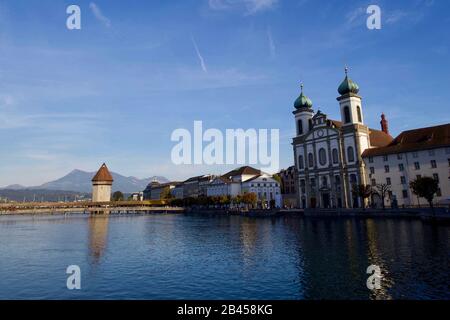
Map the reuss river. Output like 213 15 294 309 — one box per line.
0 213 448 299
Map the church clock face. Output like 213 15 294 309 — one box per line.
317 129 324 137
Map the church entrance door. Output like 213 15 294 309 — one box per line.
310 197 317 208
322 193 330 208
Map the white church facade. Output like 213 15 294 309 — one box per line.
292 69 450 209
292 69 394 209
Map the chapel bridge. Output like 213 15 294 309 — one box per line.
0 200 184 215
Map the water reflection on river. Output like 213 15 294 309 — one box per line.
0 213 448 299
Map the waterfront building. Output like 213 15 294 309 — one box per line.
172 182 184 199
292 69 393 209
362 124 450 207
143 180 159 200
205 166 281 207
241 173 282 207
206 166 261 197
278 166 299 208
292 69 449 209
198 175 216 197
206 176 240 197
149 182 179 200
183 174 215 198
130 192 143 201
92 163 114 202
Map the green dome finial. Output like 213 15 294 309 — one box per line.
294 82 313 110
338 66 359 95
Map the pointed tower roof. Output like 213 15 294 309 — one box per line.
92 163 114 182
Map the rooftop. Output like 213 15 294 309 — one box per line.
221 166 261 179
362 123 450 157
328 119 393 147
92 163 113 183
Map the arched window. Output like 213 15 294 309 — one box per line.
297 119 303 135
344 106 351 123
318 148 327 166
335 175 341 186
298 155 304 169
308 119 313 131
308 153 314 168
357 106 362 122
332 149 339 164
322 176 328 187
350 174 357 185
347 146 355 162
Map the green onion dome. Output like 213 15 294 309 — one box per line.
294 84 313 110
338 67 359 95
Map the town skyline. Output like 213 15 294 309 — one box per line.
1 0 449 186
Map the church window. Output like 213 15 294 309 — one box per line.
357 106 362 122
310 178 316 188
318 148 327 166
344 106 351 123
308 153 314 168
298 155 304 169
321 176 328 187
347 146 355 162
332 149 339 164
308 119 313 130
297 119 303 135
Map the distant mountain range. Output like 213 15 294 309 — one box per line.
1 169 169 193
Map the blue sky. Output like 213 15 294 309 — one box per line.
0 0 449 186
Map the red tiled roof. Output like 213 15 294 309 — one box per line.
328 119 393 147
362 123 450 157
92 163 113 182
221 166 261 179
369 129 393 147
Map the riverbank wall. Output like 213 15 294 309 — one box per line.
303 207 450 222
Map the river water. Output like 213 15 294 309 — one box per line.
0 213 448 300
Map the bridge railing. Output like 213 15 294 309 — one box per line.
0 200 169 211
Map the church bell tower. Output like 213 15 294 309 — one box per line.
337 67 364 126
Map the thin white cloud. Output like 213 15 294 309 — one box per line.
345 7 365 25
191 36 208 73
267 27 276 58
89 2 111 28
208 0 229 10
208 0 278 15
246 0 277 14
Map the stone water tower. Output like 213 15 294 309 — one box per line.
92 163 113 202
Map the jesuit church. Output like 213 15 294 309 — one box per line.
292 68 393 209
